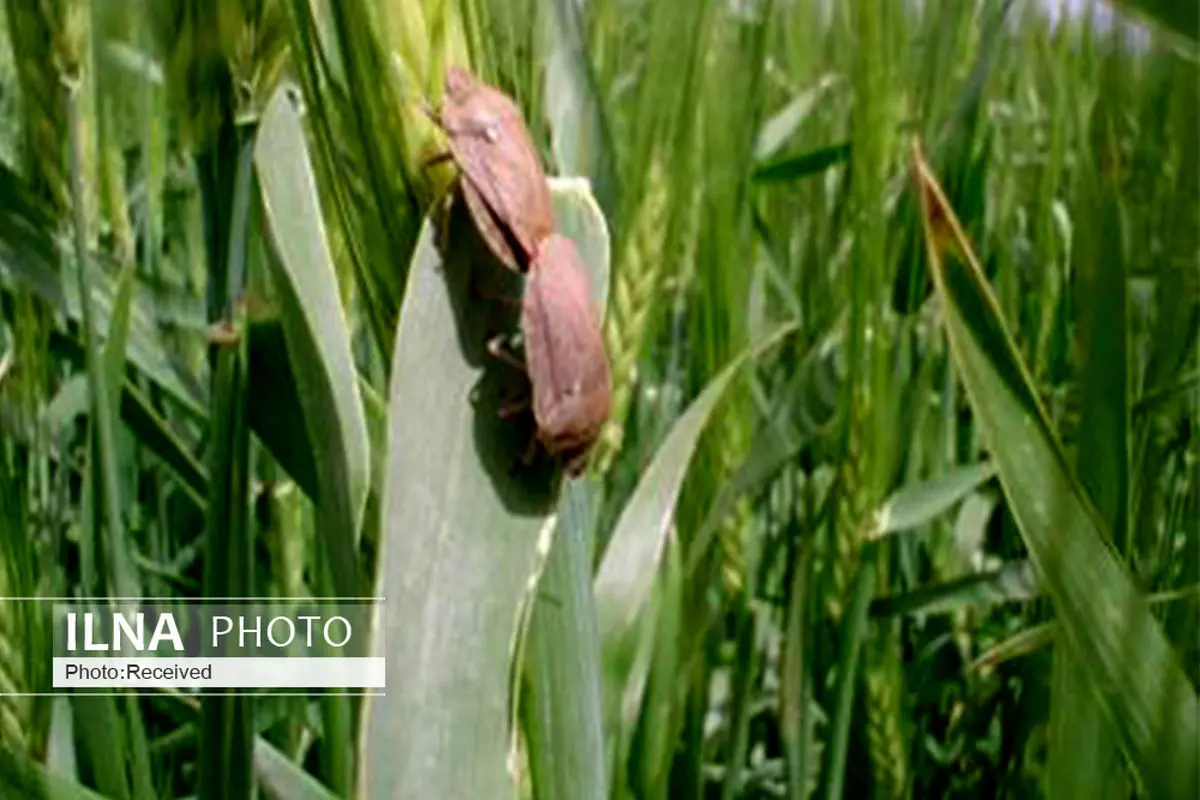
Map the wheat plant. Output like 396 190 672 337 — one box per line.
0 0 1195 798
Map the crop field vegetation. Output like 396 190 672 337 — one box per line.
0 0 1196 798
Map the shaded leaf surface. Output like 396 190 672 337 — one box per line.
363 180 611 799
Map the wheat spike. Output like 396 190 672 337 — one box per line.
866 630 911 799
827 393 869 621
593 159 670 472
6 0 96 243
0 609 26 753
827 300 911 795
0 601 29 753
0 521 30 754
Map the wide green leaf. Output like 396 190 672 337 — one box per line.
546 177 611 310
362 178 611 799
1049 94 1131 800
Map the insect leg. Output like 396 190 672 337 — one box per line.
562 446 592 478
426 175 459 262
473 283 522 307
486 335 526 370
519 432 539 466
418 100 442 127
422 150 455 168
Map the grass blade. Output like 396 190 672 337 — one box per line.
254 739 340 800
1047 74 1132 799
870 560 1038 618
821 545 876 800
101 265 136 403
752 143 851 184
0 745 108 800
118 380 207 510
971 587 1200 672
752 74 841 161
543 0 619 217
594 322 797 731
65 71 135 600
911 139 1199 799
245 318 319 498
254 83 370 596
198 129 257 800
781 538 821 800
872 461 996 538
1109 0 1199 45
522 481 608 800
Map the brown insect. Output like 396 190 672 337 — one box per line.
429 66 553 273
518 233 612 475
428 66 611 474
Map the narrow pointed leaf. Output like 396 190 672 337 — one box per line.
523 481 608 800
912 141 1199 799
873 461 996 538
870 560 1039 618
254 740 340 800
544 3 619 217
1109 0 1199 45
594 322 797 719
255 84 370 594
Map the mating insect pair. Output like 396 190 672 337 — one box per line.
427 66 612 477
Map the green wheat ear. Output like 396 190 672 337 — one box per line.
594 160 669 473
828 399 868 622
0 0 83 754
6 0 74 218
866 628 911 799
0 517 43 758
825 388 911 799
0 600 29 753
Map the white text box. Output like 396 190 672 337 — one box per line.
52 657 385 688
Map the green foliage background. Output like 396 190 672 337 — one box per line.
0 0 1195 798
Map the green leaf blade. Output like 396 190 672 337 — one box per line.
914 148 1200 799
363 179 612 799
254 84 372 594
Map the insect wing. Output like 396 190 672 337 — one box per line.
460 177 522 272
441 75 553 269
